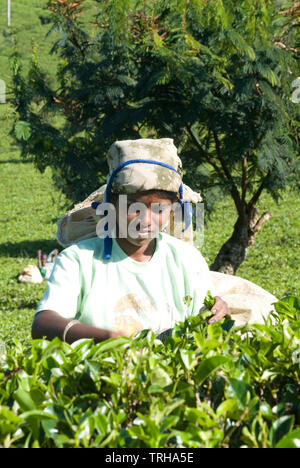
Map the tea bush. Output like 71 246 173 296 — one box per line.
0 296 299 448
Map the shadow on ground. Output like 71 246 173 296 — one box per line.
0 158 34 164
0 239 61 258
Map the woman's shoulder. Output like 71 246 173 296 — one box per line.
59 237 104 260
159 233 206 262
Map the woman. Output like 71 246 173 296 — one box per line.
32 139 229 343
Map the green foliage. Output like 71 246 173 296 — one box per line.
203 290 215 310
276 1 300 54
0 102 298 349
0 103 66 345
0 102 299 448
14 121 32 141
1 4 299 447
0 0 60 94
10 0 300 206
0 298 299 448
8 0 300 272
202 187 300 297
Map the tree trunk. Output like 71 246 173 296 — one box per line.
210 207 272 275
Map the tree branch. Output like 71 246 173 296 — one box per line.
279 2 300 16
70 29 89 57
275 41 299 54
242 153 248 204
242 132 266 208
248 172 270 210
253 132 266 151
213 131 244 215
248 211 273 246
185 126 226 182
253 211 273 233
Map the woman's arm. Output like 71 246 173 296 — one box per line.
32 310 122 344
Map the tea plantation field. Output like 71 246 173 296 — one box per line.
0 98 299 447
0 0 299 449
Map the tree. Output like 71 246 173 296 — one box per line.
12 0 300 274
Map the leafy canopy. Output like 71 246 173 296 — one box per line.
12 0 300 206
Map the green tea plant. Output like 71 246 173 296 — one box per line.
0 296 299 448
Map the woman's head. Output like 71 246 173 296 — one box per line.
56 138 201 249
112 190 178 248
110 189 178 205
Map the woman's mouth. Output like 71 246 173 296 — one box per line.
136 230 154 238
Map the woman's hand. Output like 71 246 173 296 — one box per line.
208 296 230 324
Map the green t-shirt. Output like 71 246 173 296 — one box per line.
36 233 213 335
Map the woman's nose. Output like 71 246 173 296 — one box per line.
140 206 152 226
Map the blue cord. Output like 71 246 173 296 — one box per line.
105 159 182 202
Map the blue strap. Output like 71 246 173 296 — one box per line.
105 159 183 203
92 159 192 259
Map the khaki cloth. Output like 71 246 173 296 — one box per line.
211 271 277 326
18 265 43 284
107 138 183 194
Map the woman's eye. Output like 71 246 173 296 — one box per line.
158 204 170 213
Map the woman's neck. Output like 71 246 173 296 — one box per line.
116 238 156 262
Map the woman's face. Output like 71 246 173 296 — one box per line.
115 191 173 248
